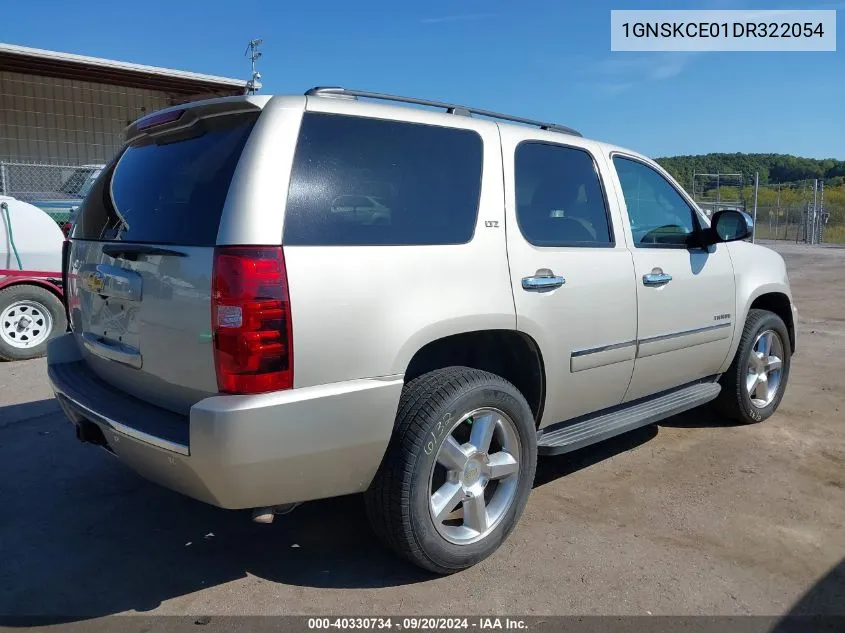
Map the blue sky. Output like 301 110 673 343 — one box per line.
4 0 844 158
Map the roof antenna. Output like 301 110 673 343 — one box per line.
245 38 263 94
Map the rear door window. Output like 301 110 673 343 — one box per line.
514 142 613 246
75 113 257 246
283 113 483 246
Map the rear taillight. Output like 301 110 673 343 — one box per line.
211 246 294 394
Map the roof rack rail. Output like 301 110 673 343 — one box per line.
304 87 582 137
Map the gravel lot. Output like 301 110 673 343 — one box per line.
0 242 843 619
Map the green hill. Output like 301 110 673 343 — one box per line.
654 153 845 189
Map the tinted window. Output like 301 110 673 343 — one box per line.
515 142 612 246
283 113 482 246
76 113 257 245
612 156 697 247
60 167 98 196
77 170 102 199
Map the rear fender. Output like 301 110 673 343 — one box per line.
0 271 63 296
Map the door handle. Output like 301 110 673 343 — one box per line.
522 269 565 291
643 271 673 286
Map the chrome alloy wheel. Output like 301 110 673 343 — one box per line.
0 300 53 349
746 329 785 408
428 407 521 545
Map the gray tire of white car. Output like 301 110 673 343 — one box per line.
365 366 537 574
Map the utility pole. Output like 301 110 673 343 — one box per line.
811 179 819 245
751 172 759 243
716 172 721 215
819 179 825 243
245 38 264 94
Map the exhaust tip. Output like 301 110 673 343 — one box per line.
251 503 300 524
251 508 275 524
74 420 107 446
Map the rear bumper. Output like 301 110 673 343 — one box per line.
47 333 403 509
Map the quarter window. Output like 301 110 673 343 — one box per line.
283 113 483 246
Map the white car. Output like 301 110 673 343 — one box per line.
49 88 796 574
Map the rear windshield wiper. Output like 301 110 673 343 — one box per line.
101 244 187 260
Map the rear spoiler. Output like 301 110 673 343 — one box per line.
124 95 271 144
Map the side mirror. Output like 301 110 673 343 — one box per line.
706 209 753 245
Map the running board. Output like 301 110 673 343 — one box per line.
537 382 721 456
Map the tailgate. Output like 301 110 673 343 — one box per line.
67 108 259 415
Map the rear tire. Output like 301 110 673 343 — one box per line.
365 367 537 574
713 309 791 424
0 285 67 361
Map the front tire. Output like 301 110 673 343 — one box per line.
0 285 67 361
365 367 537 574
714 309 791 424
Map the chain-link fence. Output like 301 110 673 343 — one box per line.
692 173 747 220
0 161 103 224
688 175 844 245
752 180 844 244
752 181 816 242
818 182 844 245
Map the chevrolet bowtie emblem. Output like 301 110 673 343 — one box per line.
85 271 105 293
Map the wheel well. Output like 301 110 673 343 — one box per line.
404 330 546 426
750 292 795 352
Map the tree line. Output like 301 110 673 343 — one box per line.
655 153 845 189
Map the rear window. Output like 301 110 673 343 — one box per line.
75 113 257 245
59 167 99 196
283 113 483 246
